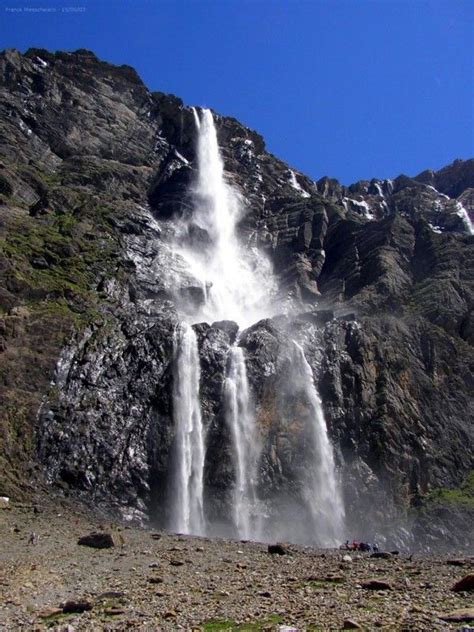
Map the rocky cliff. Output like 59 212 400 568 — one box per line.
0 48 473 550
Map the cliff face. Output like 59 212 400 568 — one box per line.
0 48 473 549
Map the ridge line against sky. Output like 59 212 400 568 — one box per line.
0 0 472 185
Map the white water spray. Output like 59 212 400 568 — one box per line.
455 202 474 236
170 323 206 535
170 108 272 536
292 342 345 545
225 346 262 540
168 108 345 545
174 108 276 327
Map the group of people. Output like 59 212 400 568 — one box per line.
340 540 379 552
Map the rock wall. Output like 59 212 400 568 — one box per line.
0 48 473 549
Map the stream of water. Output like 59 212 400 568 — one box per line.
169 108 344 544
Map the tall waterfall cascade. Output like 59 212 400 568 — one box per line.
170 322 206 536
174 108 276 327
292 342 345 545
168 107 345 544
224 346 262 540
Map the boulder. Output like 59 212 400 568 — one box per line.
104 607 125 616
77 532 118 549
439 608 474 623
361 579 392 590
446 559 468 567
211 320 239 343
169 559 184 566
451 573 474 592
343 619 363 630
62 600 93 613
37 607 63 618
268 543 289 555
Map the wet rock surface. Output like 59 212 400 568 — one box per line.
1 500 474 631
0 48 473 549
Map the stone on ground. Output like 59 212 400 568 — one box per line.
268 543 289 555
439 608 474 622
451 573 474 592
77 531 120 549
361 579 392 590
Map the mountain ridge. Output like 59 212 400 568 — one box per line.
6 46 473 192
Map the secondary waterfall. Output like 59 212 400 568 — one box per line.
170 323 205 535
224 346 261 540
292 342 345 545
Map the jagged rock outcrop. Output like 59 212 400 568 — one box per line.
0 48 473 549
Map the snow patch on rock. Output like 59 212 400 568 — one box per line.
18 119 32 136
342 197 374 220
35 56 48 68
425 184 450 200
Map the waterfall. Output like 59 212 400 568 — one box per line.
169 323 206 535
165 108 345 546
455 201 474 235
174 108 276 328
224 346 261 540
168 108 270 537
292 342 345 546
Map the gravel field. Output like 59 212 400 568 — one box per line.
1 496 473 631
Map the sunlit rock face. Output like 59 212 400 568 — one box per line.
0 48 473 551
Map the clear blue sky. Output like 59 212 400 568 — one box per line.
1 0 472 184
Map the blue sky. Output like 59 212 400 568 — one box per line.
1 0 472 184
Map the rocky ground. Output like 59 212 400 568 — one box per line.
0 497 473 631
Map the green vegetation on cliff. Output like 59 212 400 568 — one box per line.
425 471 474 508
0 161 131 497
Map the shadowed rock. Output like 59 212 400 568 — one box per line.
451 573 474 592
77 532 118 549
439 608 474 623
268 543 290 555
361 579 392 590
62 600 93 613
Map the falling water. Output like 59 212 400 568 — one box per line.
174 108 276 327
169 323 206 535
455 202 474 235
186 109 269 539
224 346 261 540
168 108 345 544
292 341 345 545
169 108 273 537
